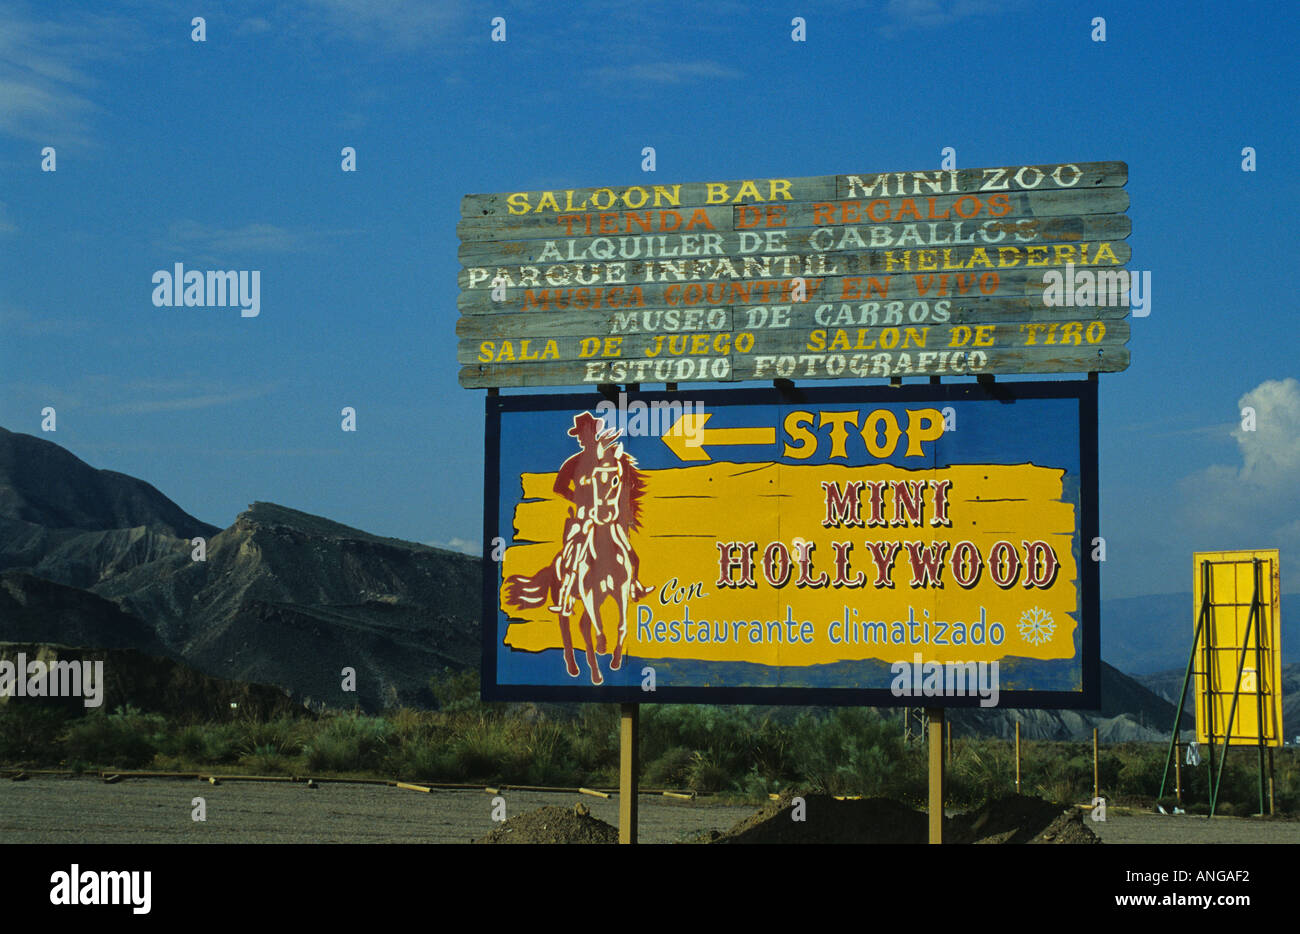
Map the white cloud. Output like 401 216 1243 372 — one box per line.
154 219 360 259
1176 377 1300 555
297 0 470 51
1229 379 1300 482
0 6 133 146
101 387 275 416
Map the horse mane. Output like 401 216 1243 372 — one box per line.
618 451 646 532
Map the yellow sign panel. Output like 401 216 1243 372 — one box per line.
502 460 1079 669
1192 549 1282 746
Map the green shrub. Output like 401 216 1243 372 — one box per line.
61 706 166 769
302 714 391 773
645 746 695 787
430 669 484 713
686 750 732 792
388 741 457 782
445 719 524 781
787 709 907 796
0 705 70 764
240 743 291 774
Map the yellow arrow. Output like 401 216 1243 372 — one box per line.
661 413 776 462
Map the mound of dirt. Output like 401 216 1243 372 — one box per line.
710 791 1101 845
947 795 1100 844
951 795 1077 844
711 790 929 844
474 804 618 844
1030 807 1100 844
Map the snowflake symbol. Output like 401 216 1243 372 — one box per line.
1018 607 1056 646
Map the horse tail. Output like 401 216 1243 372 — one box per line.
505 562 557 609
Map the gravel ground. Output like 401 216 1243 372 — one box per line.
3 777 1298 843
0 776 751 844
1089 810 1300 844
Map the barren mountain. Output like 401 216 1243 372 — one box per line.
90 502 480 710
0 427 481 711
947 661 1181 742
0 569 166 656
0 427 217 539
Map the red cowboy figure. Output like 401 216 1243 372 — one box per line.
550 412 651 614
504 410 650 684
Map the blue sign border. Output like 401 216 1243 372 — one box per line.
481 379 1099 709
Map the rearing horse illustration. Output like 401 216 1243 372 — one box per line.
504 413 649 685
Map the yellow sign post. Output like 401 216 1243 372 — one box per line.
1192 550 1282 750
1162 550 1281 816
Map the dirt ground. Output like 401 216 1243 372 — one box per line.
1089 810 1300 844
3 776 1298 843
0 776 750 844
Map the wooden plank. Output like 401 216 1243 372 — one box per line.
457 204 733 242
463 175 838 218
457 265 1134 314
456 299 1130 341
459 161 1127 217
836 161 1126 199
457 213 1132 265
459 320 1130 365
458 241 1131 291
777 188 1128 229
619 703 638 845
456 161 1132 387
457 188 1129 243
928 708 944 845
458 344 1131 388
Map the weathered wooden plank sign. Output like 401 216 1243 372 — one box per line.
457 162 1130 388
481 381 1100 706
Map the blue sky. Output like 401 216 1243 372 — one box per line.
2 0 1297 599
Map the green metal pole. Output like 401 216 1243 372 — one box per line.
1204 563 1218 815
1158 585 1209 801
1161 562 1211 802
1252 560 1266 817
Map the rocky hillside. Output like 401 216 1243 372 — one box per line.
0 427 217 588
1139 664 1300 743
1102 590 1298 673
0 569 167 656
92 502 481 710
0 426 216 539
0 428 481 712
929 661 1181 742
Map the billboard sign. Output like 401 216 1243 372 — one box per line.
482 380 1099 707
458 162 1131 388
